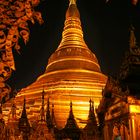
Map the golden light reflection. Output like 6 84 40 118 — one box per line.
129 105 140 113
47 58 100 68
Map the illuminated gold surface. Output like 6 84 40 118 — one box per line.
3 0 107 128
129 105 140 113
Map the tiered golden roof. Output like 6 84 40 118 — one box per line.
4 0 107 128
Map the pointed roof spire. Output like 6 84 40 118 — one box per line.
66 0 80 19
129 25 137 49
88 99 97 124
46 97 53 129
89 99 92 111
64 101 78 129
40 89 45 121
18 97 30 134
84 99 97 129
55 0 85 51
51 103 57 128
60 101 81 139
35 91 55 140
47 97 50 113
83 99 98 140
22 97 27 118
69 101 74 119
11 98 16 119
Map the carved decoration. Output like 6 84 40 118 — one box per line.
119 26 140 80
119 47 140 80
103 77 129 101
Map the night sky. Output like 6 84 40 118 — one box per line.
7 0 140 90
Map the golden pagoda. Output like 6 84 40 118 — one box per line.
7 0 107 128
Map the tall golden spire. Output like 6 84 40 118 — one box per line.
69 0 77 5
56 0 85 51
47 0 101 75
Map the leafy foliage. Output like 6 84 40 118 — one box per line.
0 0 43 103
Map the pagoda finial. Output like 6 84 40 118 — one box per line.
40 89 45 121
21 97 27 118
69 0 77 5
51 103 56 127
64 101 79 129
69 101 74 119
18 97 30 137
89 99 92 111
83 99 98 140
87 99 97 124
46 97 53 129
129 25 137 49
47 97 50 111
70 101 72 108
91 100 94 110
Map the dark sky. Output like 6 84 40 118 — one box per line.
8 0 140 90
